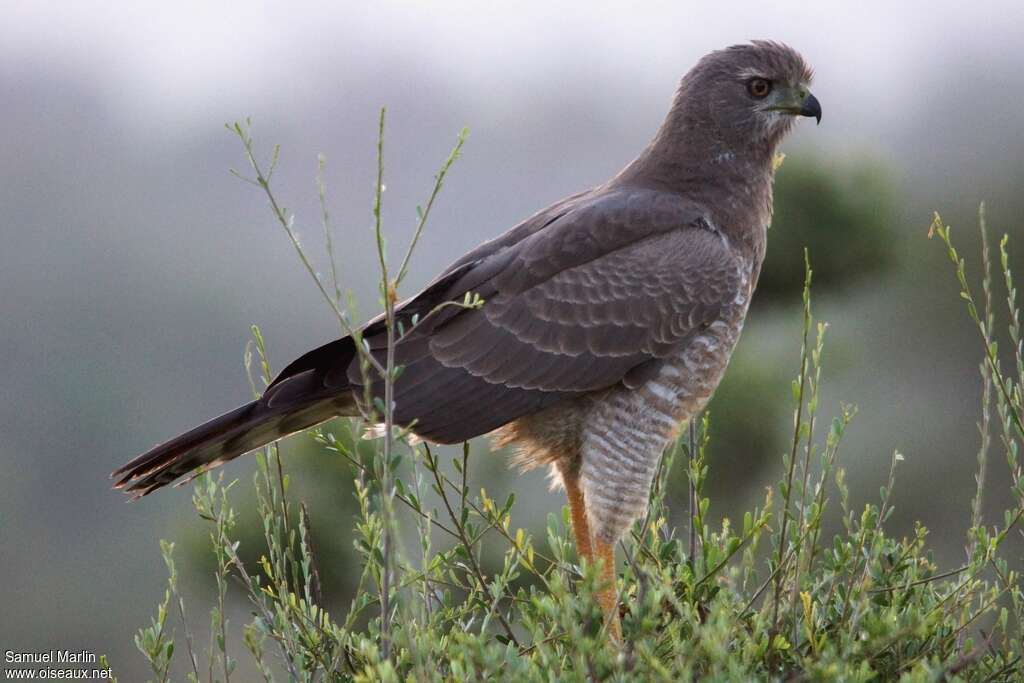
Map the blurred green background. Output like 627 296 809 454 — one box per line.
2 2 1024 679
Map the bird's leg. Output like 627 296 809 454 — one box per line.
593 536 622 641
563 471 593 561
563 470 621 640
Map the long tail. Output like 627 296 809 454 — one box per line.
112 364 356 498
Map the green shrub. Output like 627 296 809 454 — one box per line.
129 119 1024 682
759 155 897 301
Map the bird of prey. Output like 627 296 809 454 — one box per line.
113 41 820 638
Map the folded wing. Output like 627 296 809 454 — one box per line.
342 187 746 443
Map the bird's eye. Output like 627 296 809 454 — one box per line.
747 78 772 98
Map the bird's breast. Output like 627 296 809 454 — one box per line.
577 287 752 543
649 260 753 419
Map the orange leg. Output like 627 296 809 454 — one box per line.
564 473 593 561
594 536 622 641
564 473 621 641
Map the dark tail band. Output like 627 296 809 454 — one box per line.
112 370 355 498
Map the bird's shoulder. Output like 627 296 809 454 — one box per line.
369 184 741 349
466 185 710 260
438 184 728 298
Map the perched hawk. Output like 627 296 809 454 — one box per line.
114 41 819 636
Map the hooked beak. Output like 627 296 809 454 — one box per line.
768 87 822 125
799 92 822 124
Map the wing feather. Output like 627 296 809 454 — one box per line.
345 186 745 443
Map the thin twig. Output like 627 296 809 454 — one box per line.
230 119 385 377
395 129 468 287
371 107 396 662
688 419 698 563
772 252 813 631
424 444 521 646
969 203 994 562
316 153 343 308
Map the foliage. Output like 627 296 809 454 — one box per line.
131 120 1024 681
760 155 897 300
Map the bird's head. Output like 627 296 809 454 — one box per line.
677 41 819 153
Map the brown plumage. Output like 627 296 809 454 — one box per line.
113 41 820 637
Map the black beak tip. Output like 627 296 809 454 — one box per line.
800 93 822 125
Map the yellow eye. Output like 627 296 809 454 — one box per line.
747 78 772 98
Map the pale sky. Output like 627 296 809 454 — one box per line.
5 1 1022 145
1 4 1022 672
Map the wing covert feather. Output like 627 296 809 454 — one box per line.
350 187 746 443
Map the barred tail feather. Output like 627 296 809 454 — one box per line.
112 391 354 498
